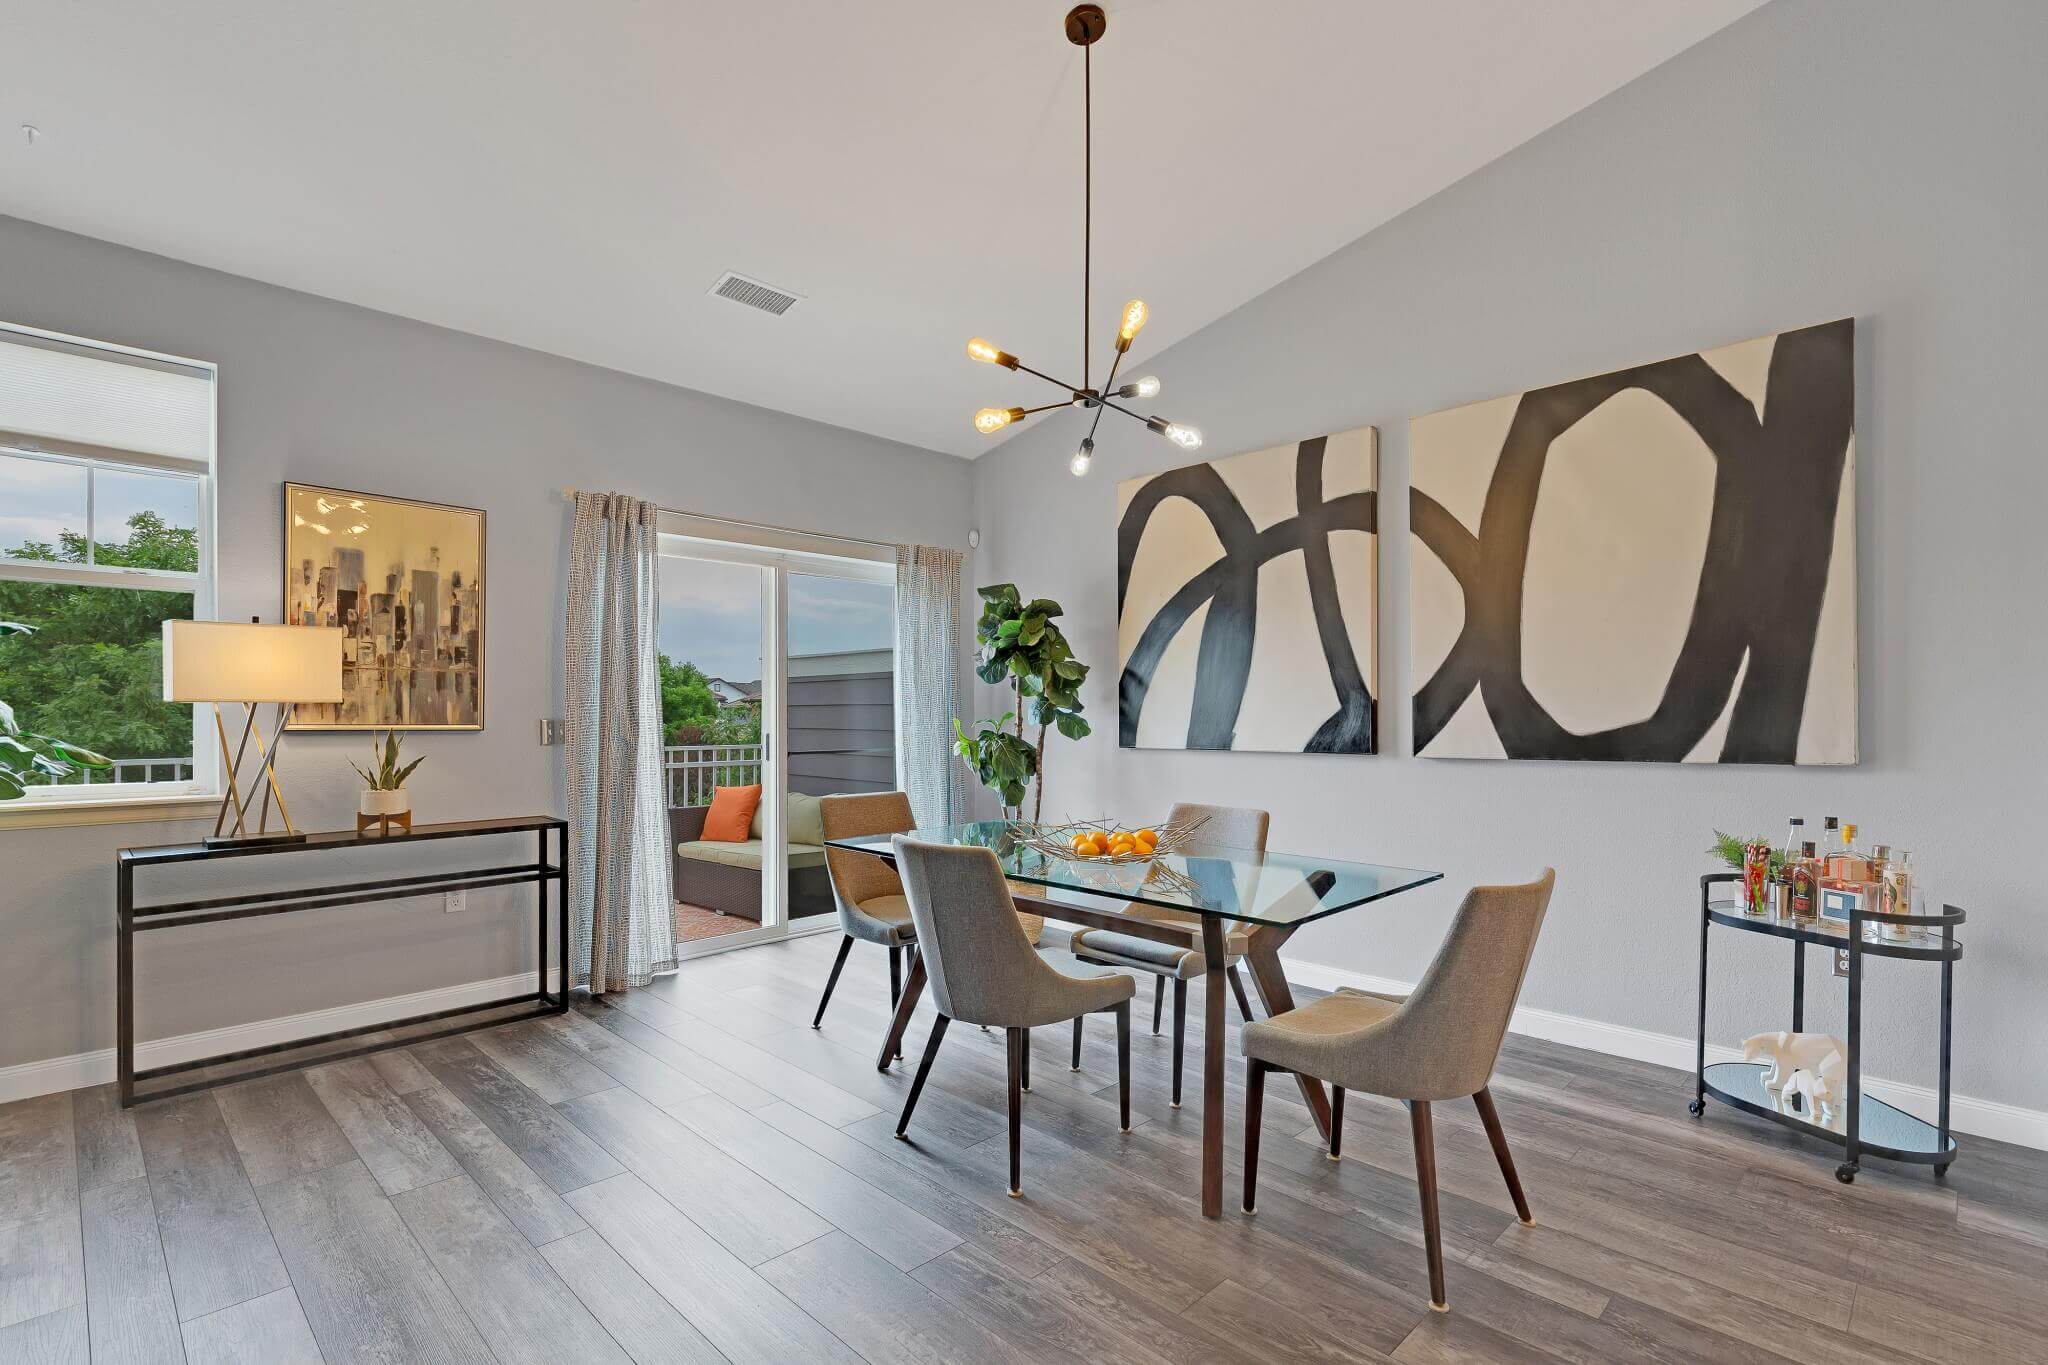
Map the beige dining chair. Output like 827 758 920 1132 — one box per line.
890 836 1135 1196
1239 870 1555 1313
816 793 922 1051
1067 802 1268 1104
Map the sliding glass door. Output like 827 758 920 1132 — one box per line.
658 523 894 959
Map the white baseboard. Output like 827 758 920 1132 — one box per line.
0 969 564 1105
1281 956 2047 1153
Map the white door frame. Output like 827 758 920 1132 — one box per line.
658 516 892 961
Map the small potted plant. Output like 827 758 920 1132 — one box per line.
352 730 424 834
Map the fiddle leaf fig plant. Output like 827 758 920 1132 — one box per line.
0 622 112 801
960 584 1090 822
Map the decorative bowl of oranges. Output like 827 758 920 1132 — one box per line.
1065 826 1160 862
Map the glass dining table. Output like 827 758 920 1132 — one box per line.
824 820 1442 1217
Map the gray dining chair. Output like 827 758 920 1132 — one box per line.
890 836 1136 1196
1239 870 1555 1313
815 793 921 1050
1067 802 1268 1104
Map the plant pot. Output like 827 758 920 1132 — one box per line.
359 788 411 818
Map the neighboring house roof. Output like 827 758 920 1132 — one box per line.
704 676 762 705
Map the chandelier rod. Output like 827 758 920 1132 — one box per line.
1083 37 1092 394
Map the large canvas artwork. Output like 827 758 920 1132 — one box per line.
283 483 484 730
1118 427 1378 754
1410 318 1856 764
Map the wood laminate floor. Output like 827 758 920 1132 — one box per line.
3 931 2044 1363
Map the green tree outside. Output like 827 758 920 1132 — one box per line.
658 653 760 748
0 511 198 783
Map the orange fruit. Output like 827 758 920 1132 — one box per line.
1135 829 1158 844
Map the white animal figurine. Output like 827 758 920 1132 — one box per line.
1780 1068 1835 1123
1741 1031 1847 1092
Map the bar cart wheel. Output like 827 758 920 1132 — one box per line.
1835 1162 1858 1184
1687 1099 1705 1116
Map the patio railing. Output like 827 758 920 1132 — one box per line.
664 744 764 808
44 757 196 785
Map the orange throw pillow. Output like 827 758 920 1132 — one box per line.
701 784 762 842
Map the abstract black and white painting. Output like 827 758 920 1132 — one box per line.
1410 319 1856 764
1118 427 1378 754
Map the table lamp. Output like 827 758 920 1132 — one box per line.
163 620 345 845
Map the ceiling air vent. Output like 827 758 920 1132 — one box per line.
709 271 803 317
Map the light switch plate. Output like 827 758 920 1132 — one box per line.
538 719 564 746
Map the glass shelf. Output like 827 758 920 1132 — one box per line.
1705 898 1962 961
1702 1063 1956 1161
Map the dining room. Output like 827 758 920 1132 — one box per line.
4 2 2046 1362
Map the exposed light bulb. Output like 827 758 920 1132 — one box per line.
974 406 1025 434
1126 375 1160 399
966 337 1017 368
1116 298 1148 350
1164 422 1203 450
1070 438 1095 477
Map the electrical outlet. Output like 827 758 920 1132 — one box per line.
444 889 467 913
1835 947 1850 977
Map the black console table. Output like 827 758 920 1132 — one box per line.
1689 870 1962 1183
117 816 568 1107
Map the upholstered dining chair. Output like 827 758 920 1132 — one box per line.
890 836 1135 1196
815 793 922 1049
1067 802 1268 1104
1239 870 1555 1313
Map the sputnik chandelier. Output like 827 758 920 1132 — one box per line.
965 3 1200 477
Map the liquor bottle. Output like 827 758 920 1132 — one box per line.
1789 841 1821 920
1881 850 1914 942
1828 820 1870 882
1780 817 1806 873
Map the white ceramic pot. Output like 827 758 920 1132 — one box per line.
359 788 411 818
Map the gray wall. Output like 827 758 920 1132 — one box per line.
972 0 2048 1114
788 671 896 797
0 214 973 1069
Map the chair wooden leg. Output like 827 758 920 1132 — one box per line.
1473 1087 1533 1225
889 946 902 1008
1005 1027 1025 1196
1071 1016 1084 1070
1020 1028 1030 1092
1115 1002 1131 1131
1329 1086 1345 1160
813 934 854 1029
877 947 926 1071
1152 975 1164 1034
1227 962 1255 1021
1242 1060 1266 1213
1409 1100 1447 1311
1170 978 1188 1107
896 1015 950 1137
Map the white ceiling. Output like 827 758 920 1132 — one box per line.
0 0 1761 458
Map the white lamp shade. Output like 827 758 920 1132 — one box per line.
162 621 345 704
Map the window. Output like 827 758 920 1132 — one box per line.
0 322 217 806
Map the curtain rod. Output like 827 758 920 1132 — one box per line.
558 487 903 553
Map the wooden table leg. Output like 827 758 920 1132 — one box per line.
1241 923 1333 1139
877 947 926 1071
1200 917 1227 1218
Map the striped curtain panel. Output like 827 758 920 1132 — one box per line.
894 544 966 828
566 492 677 992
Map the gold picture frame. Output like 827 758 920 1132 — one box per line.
282 482 485 731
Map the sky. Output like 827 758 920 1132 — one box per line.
657 554 893 682
1 451 198 557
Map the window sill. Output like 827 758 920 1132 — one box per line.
0 793 219 831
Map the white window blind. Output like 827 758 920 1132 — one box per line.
0 327 213 467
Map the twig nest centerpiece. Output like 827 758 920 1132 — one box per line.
1011 811 1211 899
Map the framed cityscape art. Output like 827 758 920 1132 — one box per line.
282 482 485 730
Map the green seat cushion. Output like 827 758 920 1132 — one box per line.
677 839 827 871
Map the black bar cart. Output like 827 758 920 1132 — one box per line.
1689 871 1962 1183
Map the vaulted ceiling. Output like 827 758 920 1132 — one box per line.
0 0 1762 456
